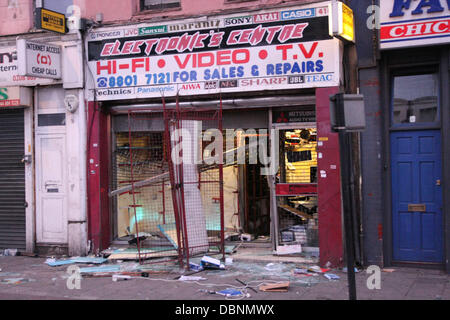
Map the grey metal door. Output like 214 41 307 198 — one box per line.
0 109 26 250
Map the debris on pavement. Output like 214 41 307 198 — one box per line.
79 265 121 274
225 257 233 266
178 275 207 281
236 278 257 293
105 248 178 261
201 256 225 270
2 249 19 256
307 265 331 273
382 268 395 273
0 278 35 284
240 233 254 241
275 244 302 255
189 262 204 272
45 257 108 266
259 281 290 292
292 268 316 277
342 267 359 273
112 274 131 282
0 272 22 277
324 273 340 280
216 288 244 297
264 263 285 273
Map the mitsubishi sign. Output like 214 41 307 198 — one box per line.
380 0 450 49
16 39 62 79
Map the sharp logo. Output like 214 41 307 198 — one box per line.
240 77 288 86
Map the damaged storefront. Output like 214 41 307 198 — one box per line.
86 1 354 267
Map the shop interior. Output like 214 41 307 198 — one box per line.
109 120 319 254
276 127 319 249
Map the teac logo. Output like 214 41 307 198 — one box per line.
390 0 450 17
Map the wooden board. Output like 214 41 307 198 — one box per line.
278 204 311 220
259 282 290 292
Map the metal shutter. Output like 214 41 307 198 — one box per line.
0 109 26 250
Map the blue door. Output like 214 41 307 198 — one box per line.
391 130 443 263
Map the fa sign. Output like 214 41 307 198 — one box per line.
390 0 450 17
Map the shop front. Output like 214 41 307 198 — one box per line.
377 0 450 270
86 1 352 266
0 32 87 256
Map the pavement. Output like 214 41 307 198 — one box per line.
0 255 448 300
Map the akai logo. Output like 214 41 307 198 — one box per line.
390 0 450 17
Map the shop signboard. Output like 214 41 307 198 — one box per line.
273 106 316 123
380 0 450 49
86 3 342 100
17 39 62 79
35 8 66 34
0 87 32 107
0 47 58 86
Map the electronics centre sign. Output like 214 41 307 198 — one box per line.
86 3 343 100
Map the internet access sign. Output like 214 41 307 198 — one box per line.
35 8 66 34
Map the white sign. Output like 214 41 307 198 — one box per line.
380 0 450 49
0 47 58 86
0 86 33 107
17 39 62 79
86 3 342 101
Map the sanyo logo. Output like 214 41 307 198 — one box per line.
390 0 450 17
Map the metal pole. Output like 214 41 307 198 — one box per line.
339 130 357 300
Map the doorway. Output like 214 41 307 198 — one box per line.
273 124 319 251
390 130 443 263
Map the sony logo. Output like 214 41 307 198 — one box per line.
390 0 450 17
